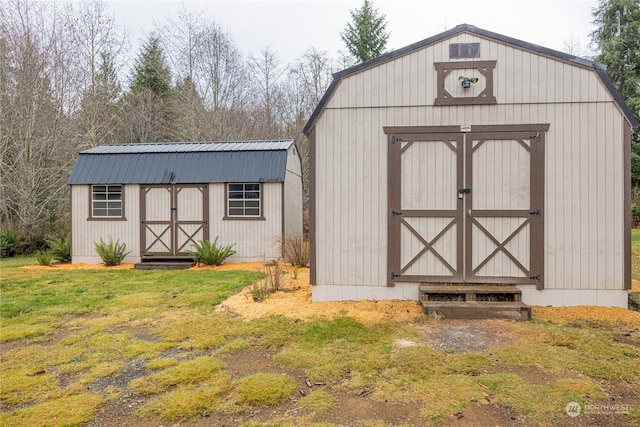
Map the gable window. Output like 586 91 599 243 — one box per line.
227 183 261 218
91 185 123 218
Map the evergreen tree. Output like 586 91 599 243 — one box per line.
340 0 390 63
130 36 172 99
591 0 640 122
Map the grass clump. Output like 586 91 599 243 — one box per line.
94 236 130 266
0 393 103 427
216 338 253 355
137 375 231 421
235 373 296 406
299 390 337 413
146 358 178 371
188 237 236 266
130 356 224 395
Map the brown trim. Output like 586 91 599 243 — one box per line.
387 124 549 287
387 132 402 286
530 130 546 290
308 128 317 285
385 124 551 135
87 184 127 221
223 182 266 220
624 124 632 290
434 60 497 106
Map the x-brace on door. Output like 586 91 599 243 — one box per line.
385 124 548 289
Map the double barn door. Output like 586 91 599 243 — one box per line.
386 125 548 289
140 184 209 257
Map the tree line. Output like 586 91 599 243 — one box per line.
1 0 638 248
0 0 343 247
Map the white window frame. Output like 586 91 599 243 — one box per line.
226 183 262 219
90 184 124 219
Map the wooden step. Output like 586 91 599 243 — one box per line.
422 301 531 321
134 262 193 270
419 285 530 320
419 285 522 302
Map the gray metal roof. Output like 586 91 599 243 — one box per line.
68 140 294 185
303 24 639 134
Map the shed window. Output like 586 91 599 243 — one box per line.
449 43 480 59
227 183 261 217
92 185 123 218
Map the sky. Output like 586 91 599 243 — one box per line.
107 0 598 67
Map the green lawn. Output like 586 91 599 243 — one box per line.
1 258 639 426
632 228 640 281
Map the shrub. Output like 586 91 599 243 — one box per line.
0 230 21 258
35 249 54 266
281 235 309 267
94 237 131 266
187 237 236 266
46 233 71 263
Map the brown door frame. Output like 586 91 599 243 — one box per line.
385 124 549 289
140 184 209 257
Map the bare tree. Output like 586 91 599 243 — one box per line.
248 47 287 135
0 0 76 236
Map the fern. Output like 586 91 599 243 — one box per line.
187 237 236 266
35 249 54 266
46 233 71 263
94 237 131 266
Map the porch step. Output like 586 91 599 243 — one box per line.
419 285 531 320
134 262 193 270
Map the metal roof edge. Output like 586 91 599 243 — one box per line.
80 140 295 155
302 23 638 135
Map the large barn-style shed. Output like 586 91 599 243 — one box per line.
68 140 302 264
303 24 638 308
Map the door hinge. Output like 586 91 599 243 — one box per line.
528 209 541 216
529 274 541 281
391 272 402 279
528 133 541 141
391 135 402 144
391 209 403 217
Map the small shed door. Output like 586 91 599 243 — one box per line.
387 125 547 289
141 184 208 257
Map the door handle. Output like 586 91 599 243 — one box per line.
468 209 472 218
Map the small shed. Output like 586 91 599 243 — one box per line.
303 24 638 308
68 140 302 264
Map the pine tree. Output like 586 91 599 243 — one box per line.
591 0 640 121
130 36 172 99
340 0 390 63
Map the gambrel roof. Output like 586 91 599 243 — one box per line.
303 23 638 134
68 140 295 184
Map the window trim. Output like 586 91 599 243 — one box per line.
88 184 127 221
224 182 265 221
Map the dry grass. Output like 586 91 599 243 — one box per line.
533 306 640 328
0 393 103 426
234 373 297 405
299 390 337 413
130 356 224 395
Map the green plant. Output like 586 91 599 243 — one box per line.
187 237 236 266
35 249 54 266
93 237 131 266
281 235 309 267
46 233 71 263
251 281 270 302
0 230 21 258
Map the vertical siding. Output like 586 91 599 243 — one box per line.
284 146 303 238
209 183 282 262
315 32 627 295
71 184 140 264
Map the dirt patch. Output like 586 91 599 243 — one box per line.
420 319 520 353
